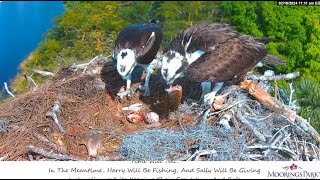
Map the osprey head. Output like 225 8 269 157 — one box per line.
161 50 187 85
116 49 136 79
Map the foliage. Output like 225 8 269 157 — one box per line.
294 78 320 131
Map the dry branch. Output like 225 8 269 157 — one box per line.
28 145 81 161
219 113 232 130
23 73 38 90
4 82 15 98
187 149 217 161
247 145 297 160
236 111 266 142
240 80 320 143
251 72 300 81
46 101 65 134
70 55 105 73
33 69 55 77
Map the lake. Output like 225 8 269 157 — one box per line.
0 1 65 92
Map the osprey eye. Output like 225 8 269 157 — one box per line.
121 51 128 59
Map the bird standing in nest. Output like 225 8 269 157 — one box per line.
113 19 163 99
161 21 285 107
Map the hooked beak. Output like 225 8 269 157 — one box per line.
151 67 160 75
120 65 125 73
165 84 173 93
165 84 181 93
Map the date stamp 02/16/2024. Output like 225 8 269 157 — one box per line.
277 1 320 6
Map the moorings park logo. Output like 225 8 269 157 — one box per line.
282 163 302 171
267 163 320 178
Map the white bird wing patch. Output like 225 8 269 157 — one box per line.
144 32 155 48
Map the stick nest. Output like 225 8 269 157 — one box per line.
0 60 319 161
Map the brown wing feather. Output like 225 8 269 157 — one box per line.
136 26 163 64
185 38 267 83
168 21 239 55
262 54 286 66
186 22 239 52
113 22 162 64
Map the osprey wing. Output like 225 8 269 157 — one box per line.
113 22 162 65
136 23 163 64
168 21 239 55
185 38 267 83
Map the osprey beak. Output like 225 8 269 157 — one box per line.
165 84 173 93
151 67 160 75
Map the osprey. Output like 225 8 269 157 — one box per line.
161 21 285 106
113 20 163 99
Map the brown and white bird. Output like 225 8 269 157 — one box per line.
113 20 163 99
161 21 285 106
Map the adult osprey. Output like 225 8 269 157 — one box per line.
113 20 163 99
161 21 285 106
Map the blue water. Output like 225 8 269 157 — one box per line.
0 1 65 91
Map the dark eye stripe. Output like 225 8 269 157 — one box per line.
175 65 184 75
164 69 168 77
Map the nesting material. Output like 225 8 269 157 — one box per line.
0 119 8 133
240 80 280 110
211 95 225 111
0 61 319 161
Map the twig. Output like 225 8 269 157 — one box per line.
293 136 300 160
278 133 291 149
178 117 186 135
186 149 217 161
240 80 320 143
247 154 264 161
33 132 66 153
174 154 191 161
219 113 232 130
46 101 65 134
269 125 290 143
23 73 38 90
0 155 9 161
272 133 284 147
256 113 273 121
236 111 266 142
287 82 298 110
94 155 123 161
288 83 294 105
208 100 250 116
70 55 104 73
28 145 81 161
303 140 310 161
4 82 15 98
33 69 55 77
279 115 307 135
28 153 34 161
23 73 31 90
247 145 297 160
251 72 300 81
83 55 102 73
274 79 279 100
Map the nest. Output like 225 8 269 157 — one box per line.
0 60 319 161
